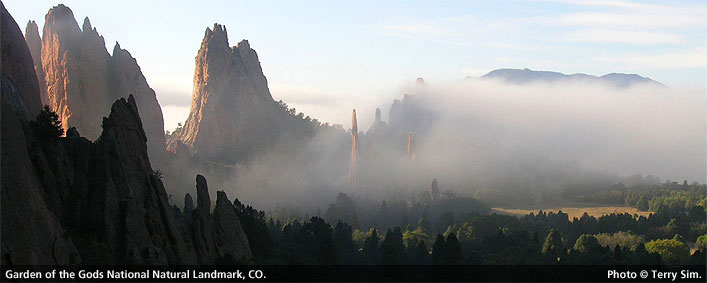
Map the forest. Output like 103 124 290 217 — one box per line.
228 180 706 266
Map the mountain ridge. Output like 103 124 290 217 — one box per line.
476 68 665 88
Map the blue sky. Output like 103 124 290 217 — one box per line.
6 0 707 131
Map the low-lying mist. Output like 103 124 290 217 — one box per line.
168 78 706 212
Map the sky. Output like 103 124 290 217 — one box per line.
6 0 707 131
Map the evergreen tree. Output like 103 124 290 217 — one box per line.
431 234 446 265
573 234 600 253
363 229 381 264
333 221 356 264
418 215 432 233
31 105 64 139
415 241 428 264
613 245 623 263
233 199 274 262
442 233 463 264
381 227 405 264
542 228 563 262
302 217 336 264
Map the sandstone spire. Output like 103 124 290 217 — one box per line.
407 130 415 161
348 109 358 185
24 20 47 107
179 23 303 162
367 107 387 136
430 178 440 201
27 4 166 161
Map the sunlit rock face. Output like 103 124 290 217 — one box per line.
407 130 415 161
179 23 301 162
26 4 165 161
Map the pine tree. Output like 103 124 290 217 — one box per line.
542 228 563 262
442 233 463 264
430 234 446 265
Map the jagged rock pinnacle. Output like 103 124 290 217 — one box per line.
348 109 358 185
430 178 440 201
82 17 91 32
407 130 415 161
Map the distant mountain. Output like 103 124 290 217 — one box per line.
478 68 665 88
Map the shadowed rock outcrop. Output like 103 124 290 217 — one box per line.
185 175 251 264
25 4 166 161
1 2 42 117
2 2 73 265
366 108 387 136
2 4 251 264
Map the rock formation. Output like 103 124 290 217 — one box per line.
1 2 42 118
407 130 415 161
366 107 387 136
179 24 272 162
1 4 69 265
2 5 251 264
25 4 166 161
430 178 440 201
182 175 251 264
2 91 252 265
184 193 195 216
348 109 358 185
178 23 322 163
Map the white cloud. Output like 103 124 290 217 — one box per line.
565 29 684 44
595 47 707 69
543 0 707 45
553 10 707 29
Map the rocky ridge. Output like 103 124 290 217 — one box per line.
25 4 166 161
2 4 250 265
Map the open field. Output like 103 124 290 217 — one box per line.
492 206 652 220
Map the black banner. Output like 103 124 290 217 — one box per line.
1 265 705 282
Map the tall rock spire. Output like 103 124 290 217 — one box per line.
179 23 285 162
26 4 166 161
348 109 358 185
24 20 47 107
407 130 415 161
430 178 440 201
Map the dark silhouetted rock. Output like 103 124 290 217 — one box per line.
213 191 251 261
2 2 42 118
184 193 195 215
189 175 251 264
3 4 250 266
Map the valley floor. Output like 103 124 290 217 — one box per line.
492 205 652 220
